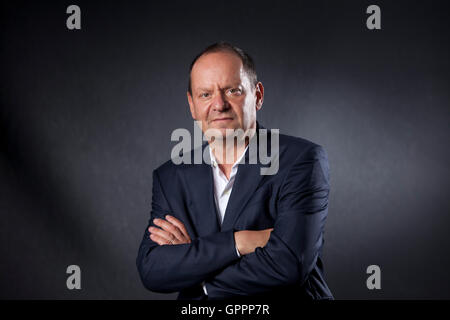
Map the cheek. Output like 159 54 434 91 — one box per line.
232 97 248 115
244 92 256 107
193 102 208 119
241 96 256 117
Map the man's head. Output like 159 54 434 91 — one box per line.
187 42 264 139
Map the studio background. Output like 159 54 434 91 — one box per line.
1 0 449 299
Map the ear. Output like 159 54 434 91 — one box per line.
255 82 264 110
187 91 196 120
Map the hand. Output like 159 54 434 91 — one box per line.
234 228 273 256
149 215 191 245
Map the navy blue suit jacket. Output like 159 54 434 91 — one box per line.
136 123 333 300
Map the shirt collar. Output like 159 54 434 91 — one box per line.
208 144 249 169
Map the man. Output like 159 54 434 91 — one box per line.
136 42 333 300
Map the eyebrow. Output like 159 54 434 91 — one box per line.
196 84 242 92
196 87 213 92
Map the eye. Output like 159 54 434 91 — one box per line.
228 88 242 96
199 92 210 98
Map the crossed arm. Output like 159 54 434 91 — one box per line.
149 216 272 256
136 145 330 298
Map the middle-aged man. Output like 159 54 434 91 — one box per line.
136 41 333 300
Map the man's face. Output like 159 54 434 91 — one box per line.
187 51 263 138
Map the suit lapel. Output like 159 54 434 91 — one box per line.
221 123 268 231
181 144 221 237
220 157 264 231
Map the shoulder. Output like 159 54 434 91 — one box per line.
276 133 330 189
152 143 205 178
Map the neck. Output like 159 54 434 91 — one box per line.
207 124 257 169
209 138 248 166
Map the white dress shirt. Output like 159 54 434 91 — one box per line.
202 144 248 296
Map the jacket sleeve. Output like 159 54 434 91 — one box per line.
136 169 240 293
204 145 330 299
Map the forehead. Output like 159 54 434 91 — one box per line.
190 51 246 88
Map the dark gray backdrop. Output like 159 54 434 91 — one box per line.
1 0 449 299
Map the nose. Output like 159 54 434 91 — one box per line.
211 92 228 112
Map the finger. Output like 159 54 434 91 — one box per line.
153 219 185 241
150 233 170 246
165 215 191 240
149 226 177 244
153 219 184 242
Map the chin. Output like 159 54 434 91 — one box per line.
204 126 232 141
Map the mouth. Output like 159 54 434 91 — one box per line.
212 117 233 122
